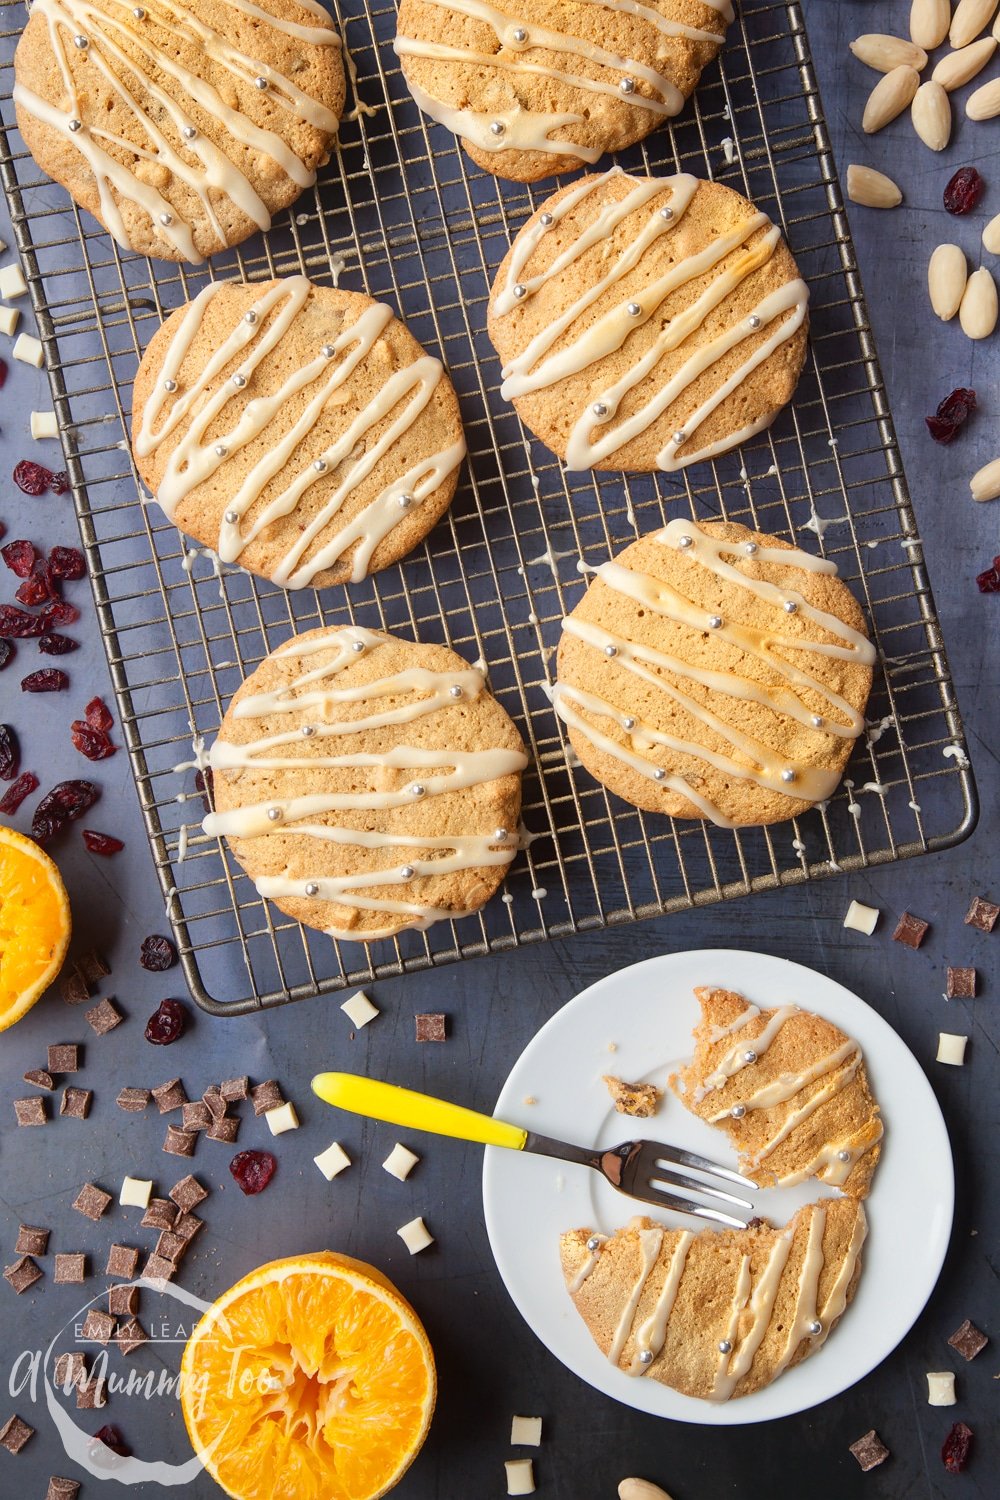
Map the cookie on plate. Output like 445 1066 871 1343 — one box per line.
395 1 732 182
551 517 875 827
202 625 529 942
132 277 466 590
560 1198 867 1401
13 0 345 263
670 987 884 1197
488 168 809 471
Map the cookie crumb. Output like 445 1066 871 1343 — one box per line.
603 1075 662 1118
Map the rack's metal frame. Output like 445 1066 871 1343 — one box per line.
0 1 976 1014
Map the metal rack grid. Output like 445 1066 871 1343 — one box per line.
0 0 977 1014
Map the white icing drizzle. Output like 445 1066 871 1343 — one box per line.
14 0 341 263
201 628 528 937
701 1007 800 1093
710 1253 752 1398
708 1003 761 1043
608 1226 663 1366
817 1204 867 1330
493 167 809 471
395 1 732 161
569 1233 606 1293
551 519 875 823
711 1229 793 1401
771 1204 827 1380
780 1117 885 1189
745 1052 862 1171
135 278 465 587
706 1039 860 1121
627 1230 693 1374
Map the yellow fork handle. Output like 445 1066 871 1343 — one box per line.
311 1071 527 1151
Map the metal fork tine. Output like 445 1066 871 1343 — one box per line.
650 1142 753 1189
638 1187 749 1230
647 1171 753 1212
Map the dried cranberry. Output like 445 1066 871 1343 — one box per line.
22 669 69 692
976 555 1000 594
50 472 69 496
41 600 80 628
145 998 188 1044
15 566 53 607
82 829 124 856
0 724 20 781
230 1149 277 1195
0 358 7 390
13 460 52 496
31 779 99 842
71 721 115 761
38 632 78 655
85 697 114 732
49 545 85 580
0 640 13 671
0 771 38 815
941 1421 973 1474
140 934 177 972
926 387 977 444
944 166 984 216
1 539 38 578
0 605 45 638
93 1425 130 1458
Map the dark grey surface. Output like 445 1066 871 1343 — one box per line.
0 2 996 1498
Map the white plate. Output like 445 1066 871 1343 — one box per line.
482 949 953 1424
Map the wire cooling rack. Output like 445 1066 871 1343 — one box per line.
0 1 977 1013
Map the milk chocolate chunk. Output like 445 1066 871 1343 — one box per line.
151 1078 188 1113
414 1012 447 1042
61 966 90 1004
47 1043 80 1072
206 1115 240 1144
85 997 123 1034
116 1317 147 1357
109 1284 139 1317
251 1079 284 1116
117 1086 151 1112
141 1199 178 1232
182 1100 212 1133
169 1174 208 1212
81 1308 116 1345
78 950 110 984
105 1244 139 1278
15 1224 49 1255
173 1212 204 1243
23 1068 55 1090
73 1182 112 1220
46 1478 81 1500
220 1075 249 1102
4 1256 43 1293
14 1096 47 1126
948 1319 988 1361
892 911 929 948
946 966 977 998
849 1430 890 1472
964 895 999 932
60 1086 92 1119
53 1352 86 1391
142 1252 176 1283
0 1414 34 1453
54 1254 87 1284
163 1124 197 1157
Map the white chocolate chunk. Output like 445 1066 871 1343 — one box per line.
843 899 879 935
265 1101 299 1135
13 332 43 367
340 989 379 1028
30 410 58 440
313 1140 351 1180
510 1415 543 1446
0 304 19 336
937 1033 968 1065
926 1371 957 1405
505 1459 535 1496
119 1176 152 1209
0 263 27 299
382 1143 420 1181
397 1216 434 1254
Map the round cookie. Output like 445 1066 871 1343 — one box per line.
13 0 345 264
203 625 529 942
552 518 875 827
395 0 732 183
488 169 810 472
132 277 467 590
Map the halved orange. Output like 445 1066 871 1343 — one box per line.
0 825 71 1031
181 1251 436 1500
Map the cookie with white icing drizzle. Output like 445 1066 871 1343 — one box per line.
14 0 345 263
560 1197 867 1401
488 168 809 472
132 278 466 589
395 0 732 182
202 625 529 942
552 518 875 827
670 987 883 1198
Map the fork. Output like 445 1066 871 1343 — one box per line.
311 1072 754 1229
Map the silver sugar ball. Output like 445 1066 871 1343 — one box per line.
494 827 508 841
512 26 527 42
586 1235 601 1252
810 714 824 728
653 768 666 781
512 283 527 300
627 301 642 317
743 1049 757 1064
540 211 554 226
254 76 269 90
305 882 319 896
321 343 335 357
160 212 173 226
673 430 686 445
400 865 415 879
163 378 177 393
68 119 82 132
623 716 636 730
224 509 239 524
490 120 506 136
592 401 608 418
781 768 796 783
302 725 316 736
232 373 246 388
783 599 798 614
604 644 618 658
133 6 145 16
718 1339 732 1354
449 685 463 698
837 1149 851 1163
351 640 365 653
619 76 636 94
313 458 327 472
397 492 414 508
749 314 761 329
677 534 694 550
266 807 282 822
707 615 723 630
731 1104 746 1119
744 541 758 555
660 205 674 220
74 35 88 49
245 309 257 324
410 783 426 798
639 1349 654 1365
808 1319 822 1336
183 125 198 140
214 444 227 457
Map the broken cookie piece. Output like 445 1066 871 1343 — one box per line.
603 1075 662 1119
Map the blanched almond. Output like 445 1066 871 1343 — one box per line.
863 65 921 132
932 36 998 89
847 164 903 208
618 1483 674 1500
928 244 968 319
851 34 929 72
984 212 1000 254
966 77 1000 117
950 0 999 49
970 457 1000 502
911 0 951 50
959 266 999 338
912 81 952 148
